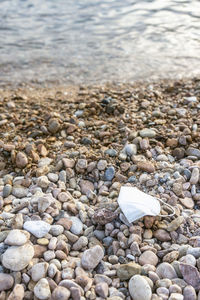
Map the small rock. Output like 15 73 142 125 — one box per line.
4 229 30 246
124 144 137 156
48 118 60 134
95 282 109 298
104 166 115 181
140 129 156 138
137 161 155 173
154 229 171 241
179 197 194 209
51 286 70 300
117 262 141 280
139 250 158 266
169 293 183 300
128 275 152 300
92 208 118 225
70 217 83 235
2 243 34 271
73 236 88 251
0 273 14 291
190 168 199 184
97 160 107 170
12 186 28 198
167 216 184 232
7 284 24 300
34 278 51 300
81 245 104 270
183 285 197 300
179 263 200 289
156 263 177 279
31 262 49 282
16 152 28 168
23 221 51 238
79 180 94 195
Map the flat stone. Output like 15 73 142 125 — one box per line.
7 284 24 300
23 221 51 238
117 262 142 280
154 229 171 241
179 197 194 209
139 129 156 138
128 275 152 300
0 273 14 291
179 263 200 289
4 229 30 246
139 251 158 266
156 263 177 279
2 243 34 271
81 245 104 270
34 278 51 300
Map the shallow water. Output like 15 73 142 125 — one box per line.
0 0 200 86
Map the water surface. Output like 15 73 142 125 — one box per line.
0 0 200 86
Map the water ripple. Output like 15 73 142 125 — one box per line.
0 0 200 86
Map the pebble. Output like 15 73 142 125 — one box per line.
154 229 171 241
183 285 197 300
12 186 28 198
124 144 137 156
139 250 158 266
34 278 51 300
81 245 104 270
70 217 83 235
167 216 184 232
23 221 51 238
128 275 152 300
179 197 194 209
95 282 109 298
104 166 115 181
2 243 34 271
139 129 156 138
117 262 141 280
190 167 199 184
4 229 30 246
179 263 200 289
156 263 177 279
51 286 70 300
31 262 49 282
0 273 14 291
15 152 28 168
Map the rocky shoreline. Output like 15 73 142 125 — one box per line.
0 78 200 299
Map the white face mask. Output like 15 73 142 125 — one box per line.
117 186 175 223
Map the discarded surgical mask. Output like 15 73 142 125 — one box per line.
117 186 175 223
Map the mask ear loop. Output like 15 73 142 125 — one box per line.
156 198 176 217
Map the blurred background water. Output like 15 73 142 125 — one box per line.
0 0 200 86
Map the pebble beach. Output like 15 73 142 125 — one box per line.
1 78 200 299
